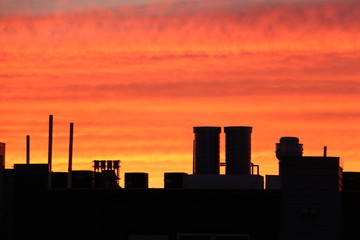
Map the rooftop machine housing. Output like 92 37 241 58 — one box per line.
193 127 221 174
275 137 303 161
125 172 149 189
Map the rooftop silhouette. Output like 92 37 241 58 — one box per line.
0 115 358 240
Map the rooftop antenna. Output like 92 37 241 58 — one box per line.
67 123 74 189
48 115 53 188
26 135 30 164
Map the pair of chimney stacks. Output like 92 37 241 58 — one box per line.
193 126 252 175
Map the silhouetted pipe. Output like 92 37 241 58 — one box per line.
48 115 53 188
26 135 30 164
67 123 74 189
251 163 260 175
324 146 327 157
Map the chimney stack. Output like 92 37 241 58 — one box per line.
193 127 221 174
224 126 252 175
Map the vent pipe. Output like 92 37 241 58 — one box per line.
26 135 30 164
67 123 74 189
48 115 53 188
323 146 327 157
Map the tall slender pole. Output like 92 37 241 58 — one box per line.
26 135 30 164
48 115 53 188
67 123 74 189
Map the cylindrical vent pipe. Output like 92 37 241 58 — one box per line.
26 135 30 164
224 126 252 175
67 123 74 189
193 126 221 174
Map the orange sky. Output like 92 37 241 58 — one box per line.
1 0 360 187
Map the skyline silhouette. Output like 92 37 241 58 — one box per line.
1 120 358 239
0 113 355 188
0 116 347 190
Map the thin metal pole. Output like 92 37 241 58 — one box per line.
48 115 53 188
67 123 74 189
26 135 30 164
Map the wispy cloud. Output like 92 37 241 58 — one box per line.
1 0 360 55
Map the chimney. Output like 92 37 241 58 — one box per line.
193 126 221 174
224 126 252 175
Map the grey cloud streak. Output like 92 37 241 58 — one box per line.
1 0 359 49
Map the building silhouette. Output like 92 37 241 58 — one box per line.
0 118 359 240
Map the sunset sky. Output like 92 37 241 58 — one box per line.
1 0 360 187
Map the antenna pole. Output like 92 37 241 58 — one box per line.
48 115 53 188
67 123 74 189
